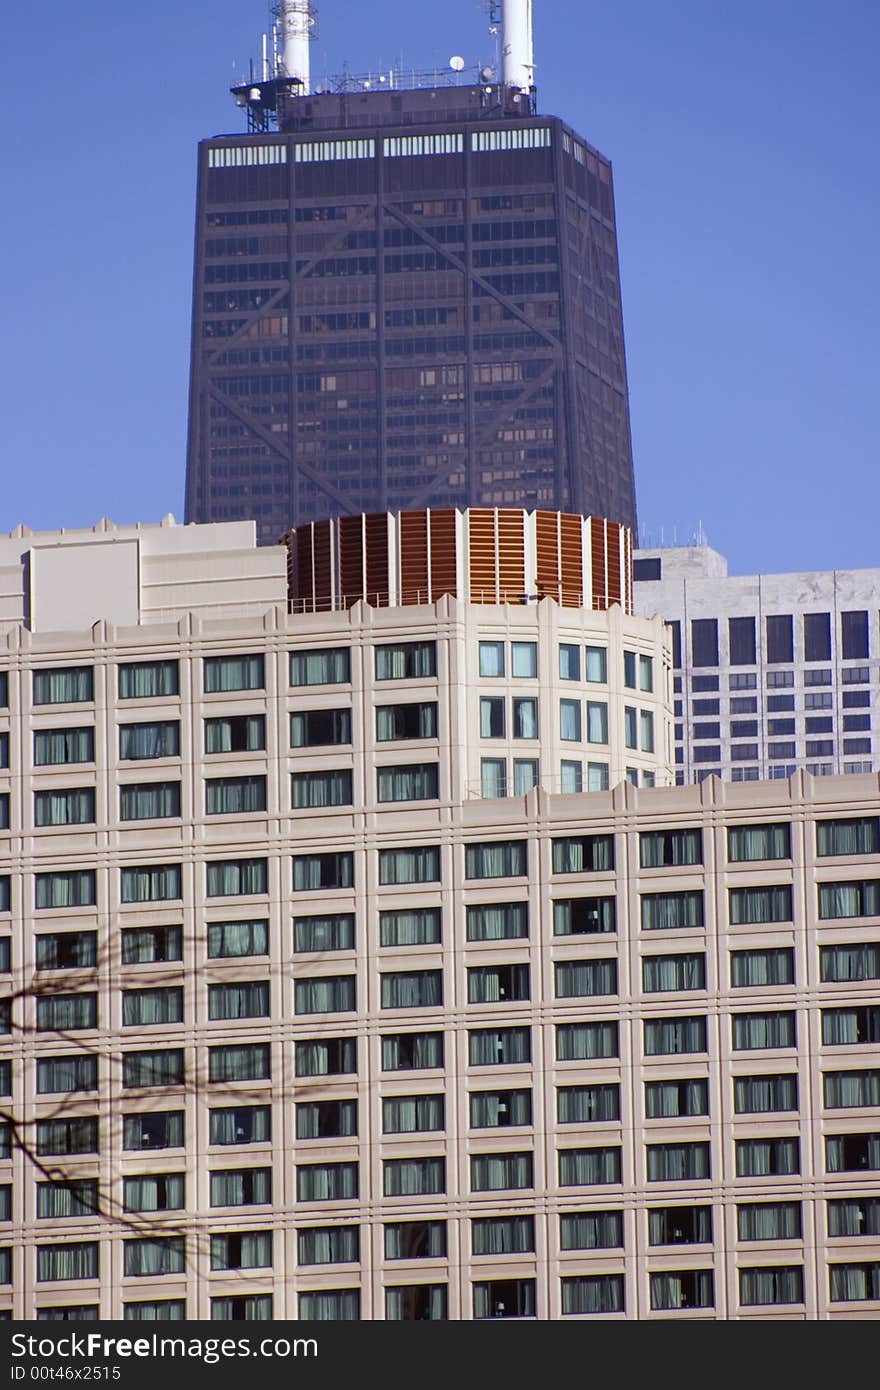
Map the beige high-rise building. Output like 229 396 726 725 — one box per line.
0 511 878 1320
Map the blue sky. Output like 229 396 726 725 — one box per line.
2 0 878 574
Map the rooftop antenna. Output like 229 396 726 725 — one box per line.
279 0 314 93
500 0 535 94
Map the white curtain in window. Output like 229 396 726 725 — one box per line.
34 668 92 704
208 1044 268 1082
35 729 94 765
559 1147 620 1185
123 1175 184 1212
559 699 581 741
644 1080 707 1118
207 860 266 896
557 1085 619 1125
36 1056 97 1094
730 886 792 924
205 655 263 692
821 944 880 982
37 994 96 1030
292 770 350 809
470 1028 530 1065
650 1272 712 1310
384 1159 444 1196
641 891 703 931
739 1266 803 1305
298 1227 357 1265
382 1096 443 1133
736 1139 798 1176
295 977 354 1014
818 818 879 857
732 949 792 986
555 960 617 998
381 972 441 1009
819 880 880 920
377 764 437 802
585 702 607 744
643 955 704 992
561 1275 624 1315
121 865 180 903
208 777 266 814
466 903 527 941
469 1090 531 1127
644 1016 706 1055
207 920 268 958
480 758 506 798
120 723 178 760
513 699 537 739
291 649 349 686
299 1290 359 1320
738 1202 800 1240
123 1240 184 1277
293 913 354 951
560 760 582 794
733 1012 794 1050
729 823 790 861
38 1243 98 1281
585 647 607 682
640 709 655 752
380 909 440 946
471 1153 532 1190
37 871 95 909
734 1075 797 1113
122 989 181 1026
556 1022 617 1061
559 1212 622 1250
209 982 269 1019
825 1070 880 1108
647 1143 709 1181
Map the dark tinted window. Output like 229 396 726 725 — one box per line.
841 611 869 661
728 617 756 666
691 619 718 668
633 558 661 581
765 615 794 664
667 621 682 669
803 612 831 663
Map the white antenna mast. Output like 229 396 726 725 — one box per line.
280 1 314 93
500 0 534 92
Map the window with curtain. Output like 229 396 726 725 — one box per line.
513 758 538 794
729 885 793 924
380 970 442 1009
472 1216 535 1255
471 1152 533 1191
557 1084 620 1124
36 870 96 909
119 782 180 820
292 852 353 891
122 1111 184 1151
552 836 614 874
209 981 270 1020
35 931 97 970
737 1202 802 1241
556 1022 618 1061
822 1006 880 1046
376 763 439 802
120 925 182 964
291 770 352 809
512 697 538 739
206 776 267 815
122 988 182 1027
209 1168 272 1207
466 902 528 941
380 907 440 947
123 1239 185 1278
559 1211 623 1252
558 1147 621 1186
118 661 178 699
384 1222 447 1261
33 668 93 705
827 1198 880 1236
732 1011 796 1050
648 1206 712 1245
37 1306 100 1322
36 1056 98 1095
381 1033 443 1071
818 880 880 920
480 697 505 739
584 701 607 744
210 1232 272 1270
727 823 791 862
820 943 880 982
468 964 529 1003
209 1295 272 1321
298 1290 360 1321
824 1070 880 1109
817 817 880 857
559 644 580 680
290 648 350 687
644 1079 708 1118
122 1301 185 1322
36 1244 99 1282
650 1271 714 1311
297 1227 359 1266
375 642 436 680
510 641 537 678
584 646 607 682
36 993 97 1031
36 1118 98 1159
478 642 504 677
639 709 654 752
34 728 95 766
553 896 616 935
560 759 582 794
826 1133 880 1172
738 1266 803 1306
640 890 703 932
204 714 265 754
382 1095 444 1134
123 1174 184 1212
209 1105 270 1146
290 709 351 752
208 1043 269 1083
0 1062 10 1095
383 1158 445 1196
375 702 437 742
623 651 637 688
473 1279 536 1319
623 706 637 749
36 1180 98 1220
206 858 267 897
734 1075 798 1114
203 654 264 692
119 721 179 761
735 1137 799 1176
829 1264 880 1303
646 1142 710 1181
294 913 354 952
642 954 705 993
559 699 581 741
554 959 617 998
122 1050 184 1088
207 920 268 958
465 840 527 879
480 758 506 798
469 1027 530 1066
295 1100 357 1140
378 847 439 885
0 878 8 913
639 829 702 868
294 1037 356 1077
294 976 355 1014
469 1089 532 1128
644 1016 707 1055
731 948 794 987
120 864 181 903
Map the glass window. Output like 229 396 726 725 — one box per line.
585 646 607 683
826 1133 880 1172
290 648 350 686
471 1152 533 1191
294 976 355 1015
36 1056 98 1095
295 1101 357 1140
560 699 581 741
557 1085 619 1125
209 1168 271 1207
291 769 352 809
478 642 504 677
208 1044 269 1083
36 1117 98 1155
465 840 527 879
122 987 182 1027
206 920 268 959
205 715 265 754
36 1308 100 1323
480 757 506 798
728 823 791 862
379 908 440 947
468 964 530 1003
552 835 613 874
734 1075 798 1114
586 701 608 744
123 1239 185 1278
37 1180 98 1220
34 728 95 766
559 644 579 681
827 1198 880 1236
469 1027 531 1066
376 763 438 802
556 1022 617 1061
35 931 97 970
294 1038 356 1077
829 1263 880 1303
380 971 442 1010
209 1295 271 1321
732 1012 796 1049
641 891 703 931
120 782 180 820
375 703 436 741
381 1033 443 1071
553 896 615 935
623 651 637 688
466 902 527 941
382 1096 444 1134
35 871 96 909
739 1266 803 1306
37 1244 99 1282
120 864 181 903
736 1137 800 1176
642 954 705 993
640 829 702 867
375 642 436 680
803 612 831 663
511 642 537 678
119 722 179 760
470 1089 532 1128
644 1016 707 1055
819 880 880 919
480 696 505 738
206 859 267 897
558 1147 621 1186
209 981 270 1021
473 1215 536 1255
644 1079 708 1118
512 697 537 739
820 943 880 983
650 1271 714 1311
378 847 439 885
123 1174 185 1213
210 1106 270 1146
729 885 792 924
298 1290 360 1321
383 1158 445 1197
384 1222 446 1261
118 662 178 699
36 994 97 1031
211 1232 272 1271
691 619 718 668
204 655 264 692
293 853 353 891
33 668 93 705
766 615 794 664
646 1142 710 1181
297 1227 359 1266
123 1112 184 1151
554 959 617 998
293 913 354 952
731 948 794 987
122 1050 184 1088
817 818 880 857
823 1070 880 1108
648 1206 712 1245
473 1279 536 1319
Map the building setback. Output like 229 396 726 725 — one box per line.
184 81 637 543
0 515 878 1320
633 547 879 786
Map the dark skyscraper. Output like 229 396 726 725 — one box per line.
185 5 637 544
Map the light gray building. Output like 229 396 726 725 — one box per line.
634 546 878 786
